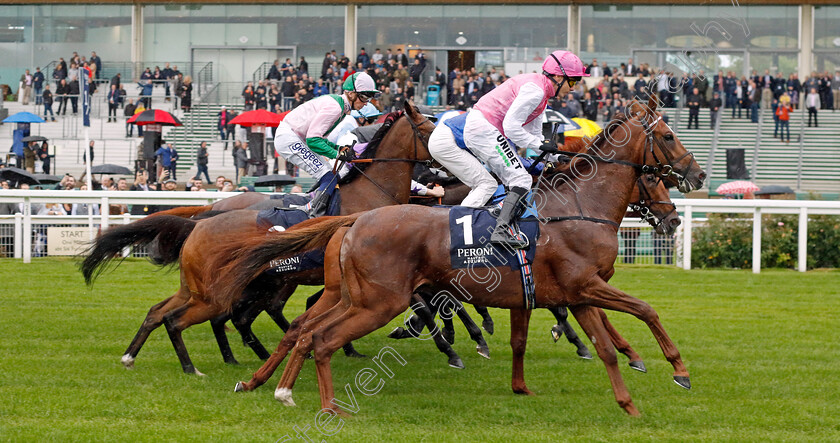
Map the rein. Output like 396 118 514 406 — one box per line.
535 111 682 230
345 111 434 205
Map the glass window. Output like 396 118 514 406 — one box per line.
580 5 797 58
357 5 567 50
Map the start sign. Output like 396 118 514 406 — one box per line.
47 227 91 256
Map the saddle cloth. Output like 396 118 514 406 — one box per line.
256 207 325 275
448 206 540 309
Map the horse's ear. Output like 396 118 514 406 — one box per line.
646 90 658 115
404 100 417 117
629 99 646 117
369 98 383 112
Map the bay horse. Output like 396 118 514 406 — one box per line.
81 103 438 375
216 94 705 415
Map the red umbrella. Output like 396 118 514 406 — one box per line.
127 109 182 126
229 109 283 127
715 180 760 195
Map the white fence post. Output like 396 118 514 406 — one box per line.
13 213 22 259
23 198 31 264
100 197 110 231
682 205 692 270
798 207 808 272
752 206 762 274
121 213 131 257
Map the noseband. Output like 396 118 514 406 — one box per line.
627 175 677 231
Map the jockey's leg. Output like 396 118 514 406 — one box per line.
428 123 496 207
274 123 334 217
463 110 532 249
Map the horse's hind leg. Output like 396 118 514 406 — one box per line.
569 305 639 416
121 293 188 369
509 308 534 395
235 227 350 393
596 308 646 372
548 306 592 359
474 305 494 335
210 313 239 365
162 299 224 375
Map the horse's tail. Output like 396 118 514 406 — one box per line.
148 204 214 219
80 215 198 285
213 214 361 311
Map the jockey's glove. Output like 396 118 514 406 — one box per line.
539 139 559 153
336 146 354 163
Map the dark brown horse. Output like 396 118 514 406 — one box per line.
81 103 437 375
216 95 705 415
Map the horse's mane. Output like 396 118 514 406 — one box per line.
338 111 403 185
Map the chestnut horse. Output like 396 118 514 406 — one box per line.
81 103 437 375
390 172 680 368
216 95 705 415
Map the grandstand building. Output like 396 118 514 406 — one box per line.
1 1 838 193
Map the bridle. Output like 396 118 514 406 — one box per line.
627 175 677 231
346 108 435 205
639 114 694 189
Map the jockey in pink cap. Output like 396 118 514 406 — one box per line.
428 50 588 248
274 72 378 217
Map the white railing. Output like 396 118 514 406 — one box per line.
2 191 839 273
674 199 840 273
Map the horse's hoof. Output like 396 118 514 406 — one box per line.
388 327 406 339
550 325 563 342
344 351 368 359
233 381 246 392
193 369 206 377
448 357 465 369
476 344 491 359
513 387 535 396
673 375 691 390
224 359 240 366
629 361 647 373
275 388 296 406
442 328 455 345
120 354 135 369
482 319 494 335
576 347 593 360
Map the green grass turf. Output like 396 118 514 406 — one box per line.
1 258 839 442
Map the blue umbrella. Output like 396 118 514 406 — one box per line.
3 112 46 124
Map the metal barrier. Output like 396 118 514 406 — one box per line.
2 191 840 273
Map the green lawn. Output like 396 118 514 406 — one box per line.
1 258 839 442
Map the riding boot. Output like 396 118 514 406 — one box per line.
307 172 337 218
490 186 529 249
307 190 330 218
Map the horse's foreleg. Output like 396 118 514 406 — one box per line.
509 308 533 395
122 293 187 369
596 308 646 372
439 303 455 345
454 303 490 359
409 293 464 369
569 305 639 416
210 313 239 365
582 278 689 388
474 305 494 335
264 283 297 332
231 301 272 360
548 306 592 359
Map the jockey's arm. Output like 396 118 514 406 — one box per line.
304 101 345 158
502 82 545 152
411 180 444 197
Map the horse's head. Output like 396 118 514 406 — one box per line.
630 93 706 193
402 100 435 162
630 173 680 236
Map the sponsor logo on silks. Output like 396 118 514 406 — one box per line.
291 142 324 168
495 134 521 169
